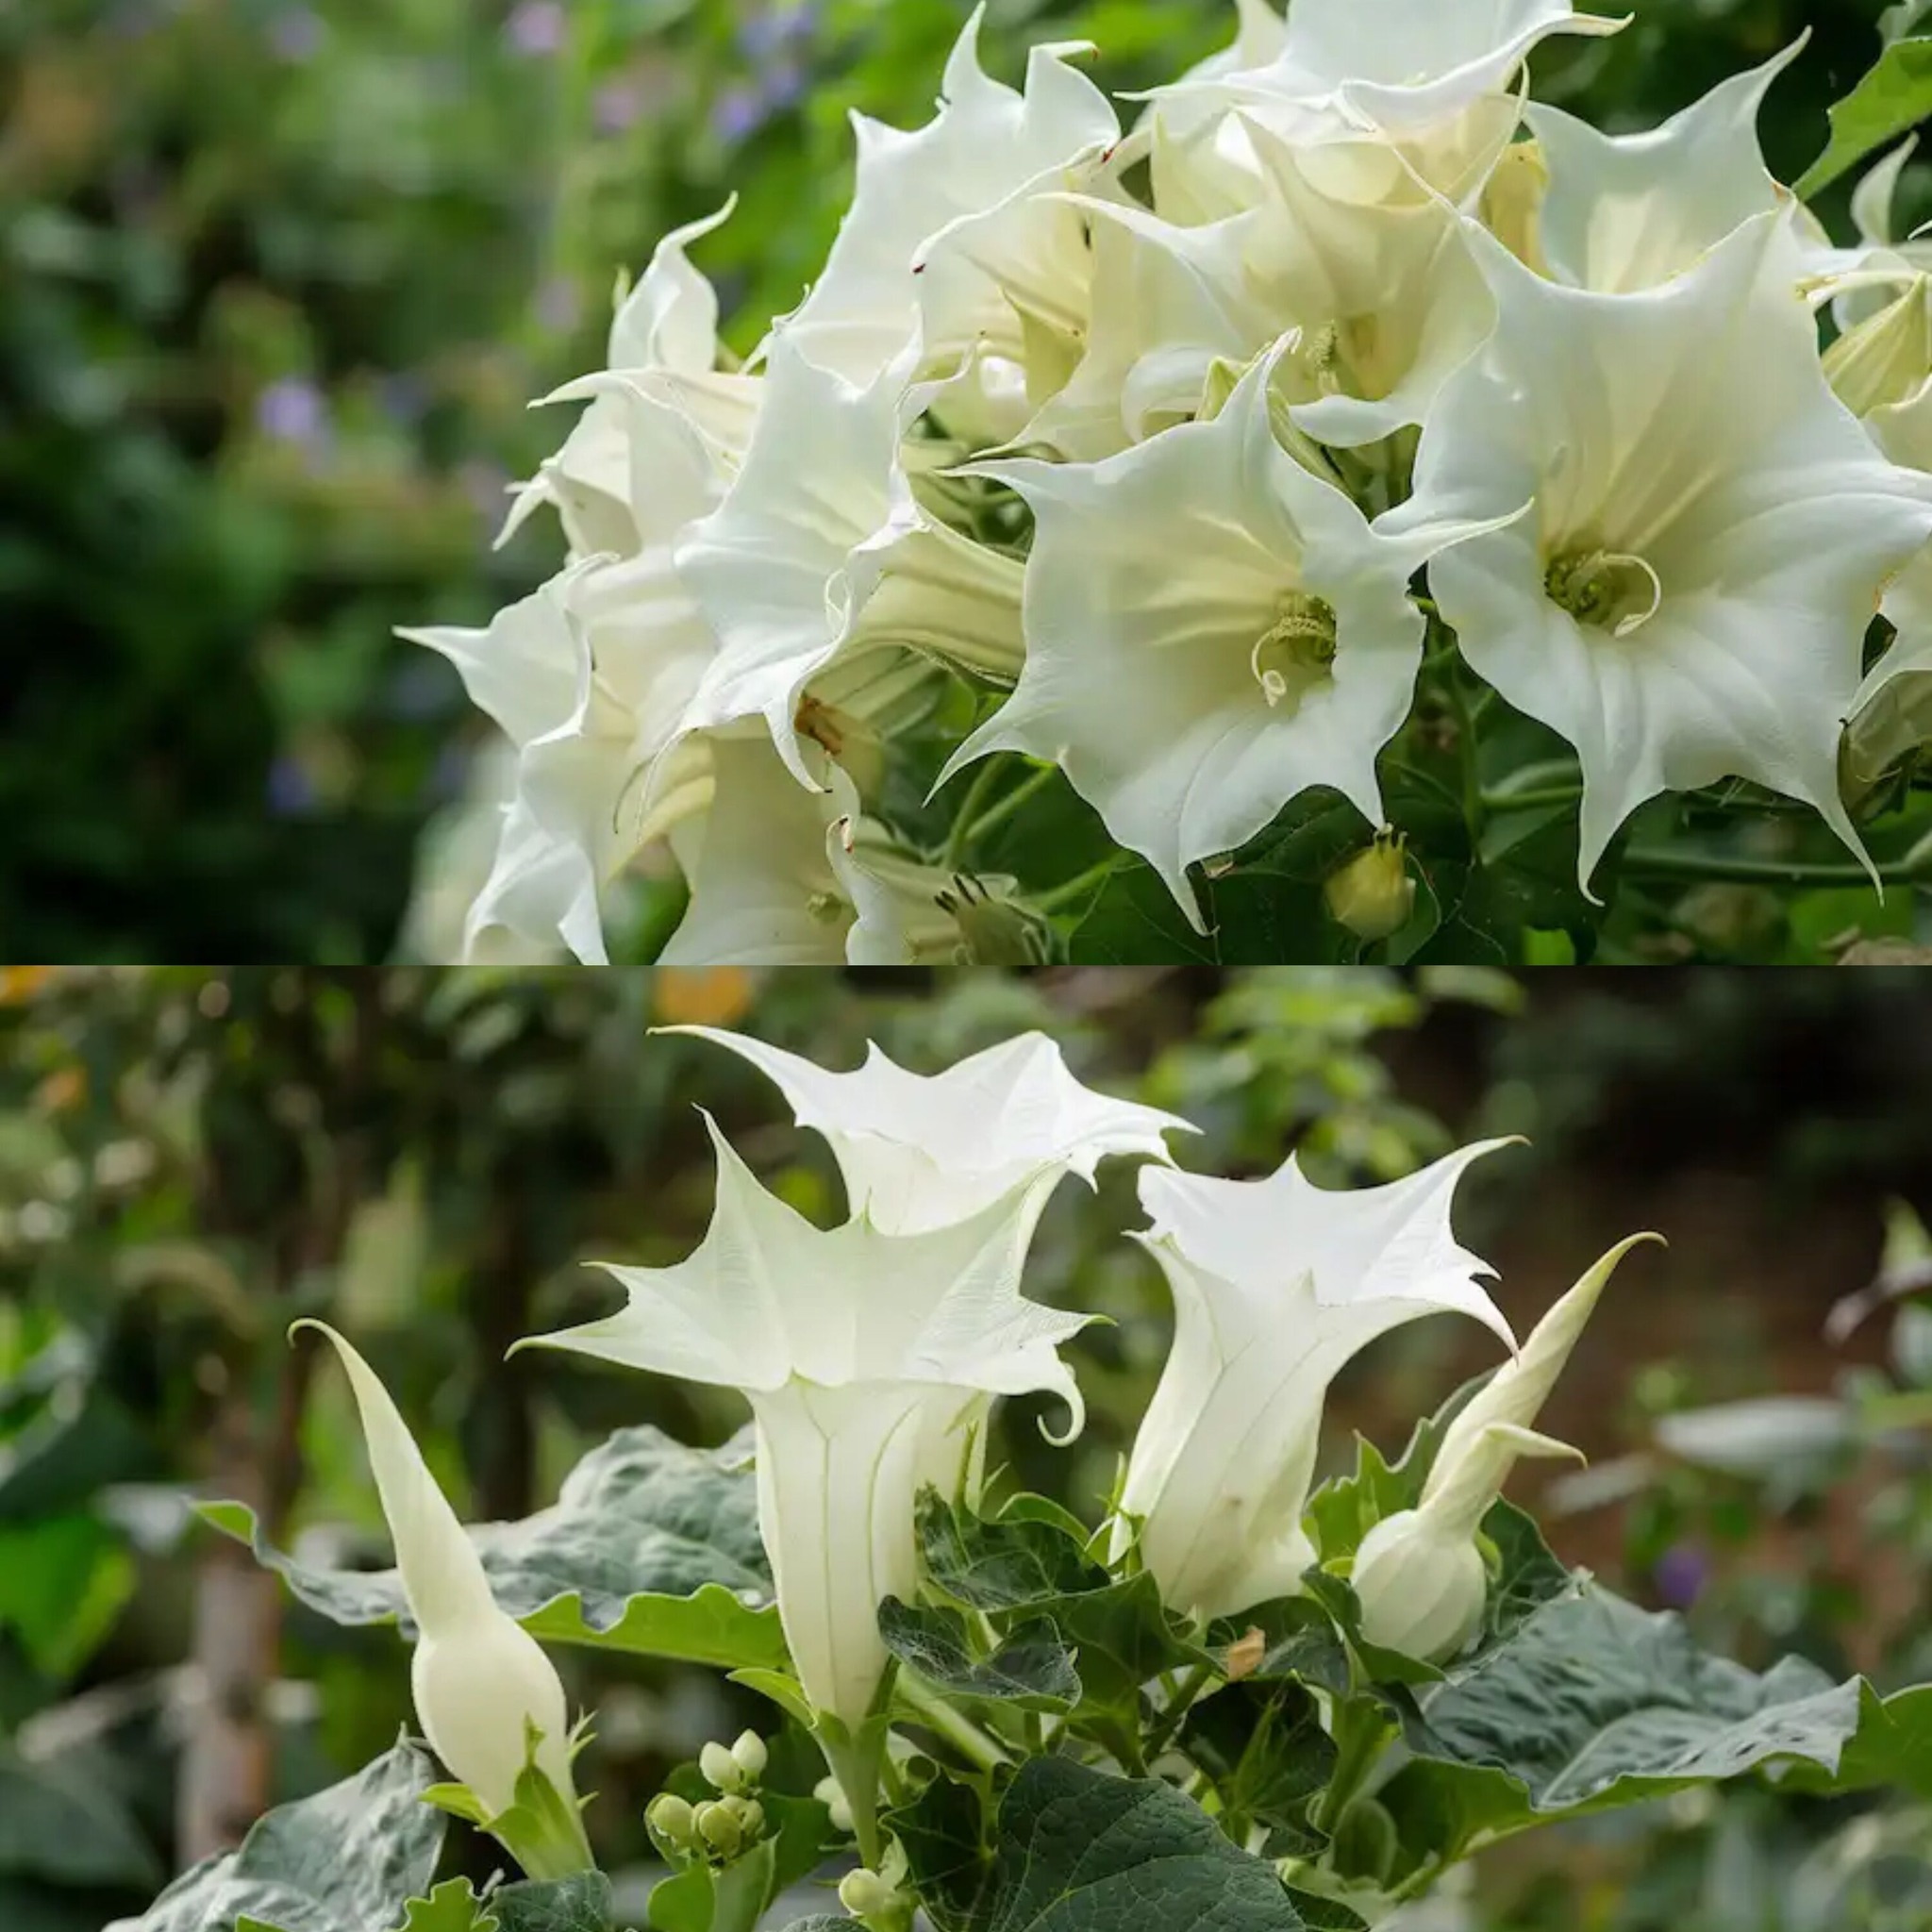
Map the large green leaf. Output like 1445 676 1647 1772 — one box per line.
1797 36 1932 198
880 1597 1081 1713
106 1739 444 1932
391 1879 501 1932
1181 1678 1337 1856
979 1757 1311 1930
1381 1588 1928 1869
887 1774 993 1932
489 1873 617 1932
0 1749 158 1890
201 1425 785 1670
916 1491 1109 1612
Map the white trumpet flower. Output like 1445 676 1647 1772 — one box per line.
777 5 1117 388
675 333 1024 791
1407 208 1932 891
946 345 1521 928
1118 1141 1518 1623
1353 1232 1658 1660
1523 41 1803 293
517 1125 1093 1731
662 1025 1191 1235
292 1323 590 1870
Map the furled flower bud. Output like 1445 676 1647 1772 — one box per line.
722 1794 764 1840
700 1740 747 1792
1324 833 1416 942
646 1792 696 1849
839 1868 902 1917
1351 1507 1491 1661
815 1773 856 1834
694 1799 742 1858
729 1730 769 1782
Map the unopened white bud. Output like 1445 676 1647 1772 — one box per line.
839 1868 900 1917
815 1773 856 1834
700 1740 747 1792
646 1792 696 1848
1352 1507 1488 1662
694 1798 742 1857
728 1729 769 1781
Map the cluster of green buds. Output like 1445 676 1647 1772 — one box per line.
835 1842 915 1931
646 1730 770 1865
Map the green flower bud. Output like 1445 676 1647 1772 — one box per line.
1324 833 1416 943
722 1794 764 1840
728 1729 769 1782
814 1773 856 1835
645 1792 695 1849
694 1799 742 1858
839 1868 900 1917
699 1740 746 1792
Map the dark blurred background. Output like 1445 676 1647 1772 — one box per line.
4 964 1932 1931
0 0 1896 962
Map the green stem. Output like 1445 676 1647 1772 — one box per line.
1481 785 1584 812
942 758 1011 869
1313 1698 1394 1837
1446 677 1486 840
1142 1663 1217 1761
1036 856 1125 914
894 1675 1011 1774
958 764 1059 857
1623 847 1932 888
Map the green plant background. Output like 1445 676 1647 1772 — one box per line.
3 962 1931 1930
0 0 1905 963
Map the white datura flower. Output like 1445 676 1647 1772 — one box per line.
1826 139 1932 332
777 4 1117 390
1408 208 1932 891
1353 1232 1658 1661
675 332 1025 790
1118 1141 1518 1623
504 202 759 557
660 733 1041 968
663 1025 1191 1235
1522 41 1803 292
1032 118 1499 462
293 1323 588 1866
518 1124 1093 1731
942 345 1519 928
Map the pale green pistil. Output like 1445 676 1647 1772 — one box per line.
1252 594 1339 710
1543 547 1662 638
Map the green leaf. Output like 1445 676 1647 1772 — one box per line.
1380 1588 1919 1872
880 1597 1081 1712
106 1739 444 1932
917 1491 1109 1612
0 1748 158 1889
1797 36 1932 199
0 1515 137 1680
489 1873 616 1932
1205 1596 1351 1698
886 1774 993 1932
200 1425 786 1670
1181 1679 1337 1855
978 1757 1312 1929
1282 1891 1370 1932
645 1863 714 1932
391 1879 501 1932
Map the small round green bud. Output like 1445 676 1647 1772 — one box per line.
699 1740 746 1792
722 1794 764 1839
838 1868 899 1917
1324 832 1415 943
695 1798 743 1857
646 1792 695 1848
728 1729 769 1782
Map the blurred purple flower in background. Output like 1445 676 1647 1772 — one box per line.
256 376 332 451
376 372 431 428
594 78 645 135
711 83 767 146
1653 1543 1712 1611
268 8 326 62
506 1 565 58
267 757 319 818
737 2 818 61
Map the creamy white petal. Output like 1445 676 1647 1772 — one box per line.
661 1026 1190 1235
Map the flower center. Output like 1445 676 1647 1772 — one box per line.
1251 594 1339 710
1287 315 1386 401
806 891 850 927
1543 547 1663 638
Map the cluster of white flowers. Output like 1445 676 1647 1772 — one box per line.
408 0 1932 958
308 1025 1652 1835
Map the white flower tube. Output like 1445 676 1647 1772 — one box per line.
1118 1141 1518 1622
660 1025 1191 1235
292 1322 589 1870
1353 1231 1659 1659
516 1122 1092 1732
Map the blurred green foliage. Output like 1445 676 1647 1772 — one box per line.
0 0 1907 960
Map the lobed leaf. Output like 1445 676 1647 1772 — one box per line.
880 1596 1081 1712
1797 36 1932 198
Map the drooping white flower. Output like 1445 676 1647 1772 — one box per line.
1118 1141 1518 1623
1826 139 1932 332
1407 208 1932 891
503 203 758 557
674 332 1024 791
1353 1232 1657 1660
1523 40 1803 293
659 733 1037 968
662 1026 1191 1235
518 1124 1093 1730
776 6 1117 389
942 346 1521 929
293 1322 589 1865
